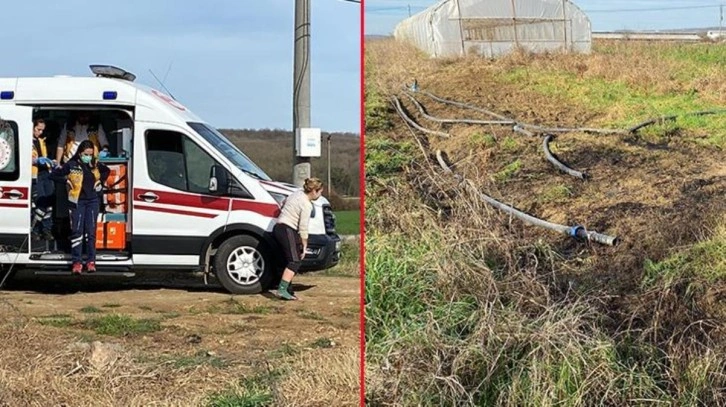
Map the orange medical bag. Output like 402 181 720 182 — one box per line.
104 163 128 214
96 217 126 250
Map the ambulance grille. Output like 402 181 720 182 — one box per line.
323 205 336 234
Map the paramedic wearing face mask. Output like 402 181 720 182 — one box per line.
272 177 324 300
52 140 110 274
30 118 55 240
55 111 110 164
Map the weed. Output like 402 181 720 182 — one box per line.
169 350 228 369
365 233 440 349
365 137 415 178
79 306 103 314
268 343 298 359
365 83 393 132
83 314 161 337
310 337 334 349
493 159 522 182
204 370 282 407
297 310 326 321
207 298 273 315
540 185 572 203
501 135 520 152
471 132 496 147
101 303 121 308
641 224 725 290
36 314 73 328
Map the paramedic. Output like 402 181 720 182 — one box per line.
272 177 324 300
30 118 55 240
55 112 110 164
52 140 110 274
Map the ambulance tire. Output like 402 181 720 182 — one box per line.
214 235 273 295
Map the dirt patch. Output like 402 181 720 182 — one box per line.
0 272 360 406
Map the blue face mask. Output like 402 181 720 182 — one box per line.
81 155 92 164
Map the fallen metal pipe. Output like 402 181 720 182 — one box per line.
542 134 587 180
435 150 618 246
391 95 450 138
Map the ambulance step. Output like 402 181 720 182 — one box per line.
33 270 136 277
29 252 130 261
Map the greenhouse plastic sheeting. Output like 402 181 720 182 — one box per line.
394 0 591 58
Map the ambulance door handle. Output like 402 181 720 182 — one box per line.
5 190 23 200
138 192 159 203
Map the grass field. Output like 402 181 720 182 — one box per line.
365 39 726 406
335 210 361 235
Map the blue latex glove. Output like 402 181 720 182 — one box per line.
99 149 109 158
37 157 52 167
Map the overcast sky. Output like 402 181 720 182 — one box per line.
0 0 361 133
366 0 724 34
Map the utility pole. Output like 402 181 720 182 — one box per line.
327 134 332 194
292 0 311 186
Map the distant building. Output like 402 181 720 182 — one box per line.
706 30 725 41
394 0 592 58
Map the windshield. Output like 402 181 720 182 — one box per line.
187 122 272 181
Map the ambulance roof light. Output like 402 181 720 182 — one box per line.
89 65 136 82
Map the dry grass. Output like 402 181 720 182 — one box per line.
0 272 360 406
279 348 360 406
0 322 235 406
365 37 726 405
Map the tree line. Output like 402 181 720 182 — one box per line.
220 128 361 198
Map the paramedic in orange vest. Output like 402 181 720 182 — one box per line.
52 140 110 274
54 111 110 164
31 118 54 240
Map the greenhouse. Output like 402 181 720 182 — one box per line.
394 0 592 58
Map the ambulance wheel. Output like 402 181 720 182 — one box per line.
214 235 273 295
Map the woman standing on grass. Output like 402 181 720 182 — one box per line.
273 177 324 300
52 140 110 274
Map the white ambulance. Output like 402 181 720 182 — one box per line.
0 65 342 294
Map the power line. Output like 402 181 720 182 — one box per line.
366 3 722 14
585 4 721 13
339 0 361 3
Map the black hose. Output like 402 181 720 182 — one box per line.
435 150 618 246
403 92 515 125
513 125 536 137
417 90 514 122
542 134 587 180
627 109 726 133
412 84 726 137
391 95 450 138
414 86 626 135
518 123 627 136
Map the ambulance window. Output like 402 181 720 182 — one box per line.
145 130 217 194
183 138 216 194
0 120 19 181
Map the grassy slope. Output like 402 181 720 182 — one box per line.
365 39 726 406
335 210 361 235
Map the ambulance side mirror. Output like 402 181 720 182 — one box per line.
209 165 229 194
